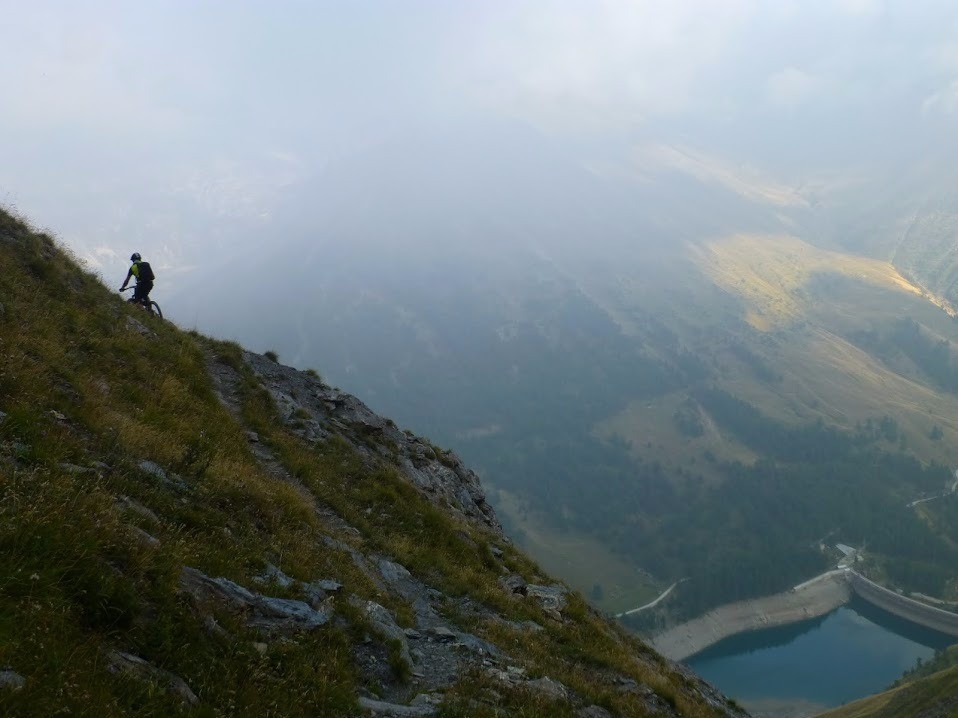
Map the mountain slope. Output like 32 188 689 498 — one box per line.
164 129 958 623
816 644 958 718
0 209 747 716
816 667 958 718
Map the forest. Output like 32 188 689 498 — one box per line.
361 290 958 624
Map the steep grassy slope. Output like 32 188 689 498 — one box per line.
150 131 958 629
0 209 747 716
816 665 958 718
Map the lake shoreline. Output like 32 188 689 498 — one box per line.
651 569 958 661
651 570 851 661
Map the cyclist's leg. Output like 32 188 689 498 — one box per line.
132 282 153 309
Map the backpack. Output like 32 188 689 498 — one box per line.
138 261 155 282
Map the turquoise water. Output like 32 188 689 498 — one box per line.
686 596 954 713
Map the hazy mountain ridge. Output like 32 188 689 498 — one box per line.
168 128 958 623
0 208 750 716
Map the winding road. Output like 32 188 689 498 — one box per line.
905 469 958 508
616 581 682 617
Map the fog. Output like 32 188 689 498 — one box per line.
2 1 957 293
10 1 958 644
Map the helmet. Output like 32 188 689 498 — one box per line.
130 252 141 262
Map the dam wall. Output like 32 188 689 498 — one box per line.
650 569 958 661
848 571 958 638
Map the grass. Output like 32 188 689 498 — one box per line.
700 233 924 330
815 664 958 718
492 488 663 615
0 208 742 716
0 212 361 716
596 237 958 505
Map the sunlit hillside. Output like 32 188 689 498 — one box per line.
0 209 749 717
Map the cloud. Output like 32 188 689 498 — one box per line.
766 67 820 108
468 0 755 130
922 79 958 115
633 144 808 207
834 0 883 16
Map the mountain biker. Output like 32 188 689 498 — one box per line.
119 252 156 306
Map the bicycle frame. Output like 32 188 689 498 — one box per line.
120 286 161 317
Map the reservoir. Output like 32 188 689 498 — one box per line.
686 596 954 717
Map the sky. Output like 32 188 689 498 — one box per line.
2 1 958 286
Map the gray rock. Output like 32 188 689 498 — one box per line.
59 462 95 474
403 628 422 639
245 430 260 443
125 315 154 337
526 676 568 701
526 584 568 619
254 563 295 589
179 567 330 632
410 693 443 708
358 696 437 716
301 584 328 607
115 495 160 524
452 631 502 658
488 668 513 684
0 669 25 691
577 707 613 718
132 526 161 548
48 409 67 421
363 600 413 667
379 559 412 584
249 596 331 631
313 578 342 593
138 460 167 481
0 411 6 423
106 650 199 706
202 615 231 641
499 574 527 595
322 537 387 591
241 350 501 531
425 626 457 642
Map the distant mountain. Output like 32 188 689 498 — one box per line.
173 120 958 622
0 208 746 716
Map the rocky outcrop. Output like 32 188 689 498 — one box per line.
0 669 25 691
106 651 199 706
358 695 438 716
241 351 500 531
178 566 331 633
195 348 746 715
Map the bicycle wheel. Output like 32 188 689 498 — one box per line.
149 301 163 319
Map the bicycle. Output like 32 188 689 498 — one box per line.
120 286 163 318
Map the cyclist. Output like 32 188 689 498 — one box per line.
119 252 156 307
